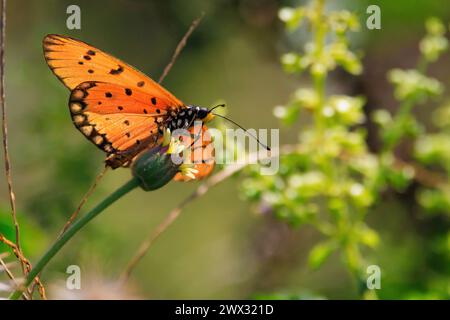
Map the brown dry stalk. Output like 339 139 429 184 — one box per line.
0 253 31 299
393 158 447 188
58 166 109 236
0 254 15 281
0 234 46 299
158 13 204 84
0 1 47 300
0 253 28 299
0 0 32 293
0 0 22 259
120 146 295 283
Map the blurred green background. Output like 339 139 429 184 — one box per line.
0 0 449 299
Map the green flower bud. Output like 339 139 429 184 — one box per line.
278 7 305 31
281 52 303 73
372 109 392 128
131 129 198 191
420 35 448 62
431 103 450 129
131 145 181 191
294 88 319 110
325 95 366 125
329 10 360 34
273 104 300 125
425 17 446 36
348 183 374 208
388 69 443 101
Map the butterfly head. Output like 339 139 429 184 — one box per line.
192 103 227 123
196 106 210 120
187 105 215 123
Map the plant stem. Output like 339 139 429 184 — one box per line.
309 0 375 299
312 0 327 130
9 177 140 300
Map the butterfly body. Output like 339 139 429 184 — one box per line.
43 34 215 179
166 105 209 132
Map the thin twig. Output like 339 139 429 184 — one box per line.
9 178 140 300
119 14 206 281
0 253 29 299
58 166 109 236
158 12 205 84
0 256 14 280
0 234 46 299
58 15 204 234
393 158 447 188
0 0 29 293
120 146 295 283
0 0 21 257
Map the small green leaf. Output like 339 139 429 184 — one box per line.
355 224 380 248
279 7 305 31
308 241 337 269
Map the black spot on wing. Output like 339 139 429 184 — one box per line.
110 65 124 75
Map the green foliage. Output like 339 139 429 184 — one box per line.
420 17 449 62
243 0 449 299
414 99 450 215
0 208 48 256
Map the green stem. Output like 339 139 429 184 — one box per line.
416 56 428 74
311 0 373 299
383 54 429 152
312 0 327 131
9 177 140 300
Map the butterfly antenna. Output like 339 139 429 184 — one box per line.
212 113 271 151
209 103 226 113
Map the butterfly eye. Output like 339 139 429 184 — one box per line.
197 108 209 119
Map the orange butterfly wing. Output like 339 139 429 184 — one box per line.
69 81 181 168
43 34 183 106
43 34 186 168
174 124 215 181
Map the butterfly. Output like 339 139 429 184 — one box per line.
43 34 214 181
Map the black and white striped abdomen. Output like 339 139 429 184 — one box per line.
166 105 208 132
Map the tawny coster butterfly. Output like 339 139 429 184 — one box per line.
43 34 215 181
